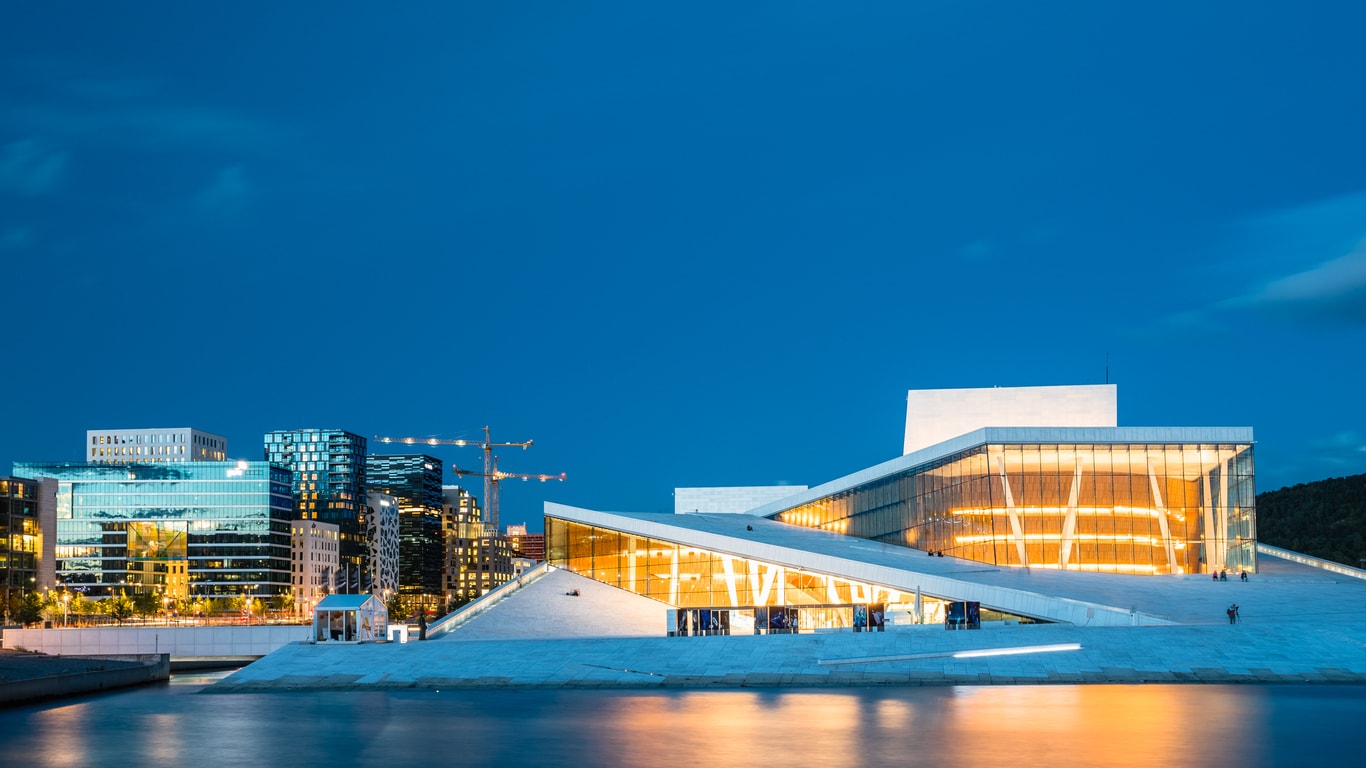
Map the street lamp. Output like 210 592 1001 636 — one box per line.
60 591 70 628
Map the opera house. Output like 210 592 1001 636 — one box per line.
544 385 1257 631
216 384 1366 691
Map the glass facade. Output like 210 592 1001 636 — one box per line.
264 429 367 567
13 461 294 599
1 477 43 609
544 516 999 632
365 455 444 596
773 442 1256 575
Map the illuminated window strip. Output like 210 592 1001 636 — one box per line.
1003 563 1161 574
952 505 1169 518
955 533 1176 546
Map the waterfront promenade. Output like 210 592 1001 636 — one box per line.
214 557 1366 692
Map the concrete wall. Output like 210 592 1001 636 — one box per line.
0 654 170 706
1 625 311 661
674 486 809 514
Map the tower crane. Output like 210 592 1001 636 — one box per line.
451 457 566 535
374 427 544 532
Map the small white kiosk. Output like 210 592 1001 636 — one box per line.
313 594 387 643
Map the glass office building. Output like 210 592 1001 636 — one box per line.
365 454 444 598
764 431 1256 576
264 429 367 567
1 476 48 608
13 461 294 599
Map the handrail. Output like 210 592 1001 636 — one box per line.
424 562 554 639
1257 542 1366 581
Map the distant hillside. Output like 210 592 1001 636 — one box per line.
1257 473 1366 568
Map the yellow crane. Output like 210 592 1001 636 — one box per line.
374 426 556 532
451 457 566 535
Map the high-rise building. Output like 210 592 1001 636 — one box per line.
264 429 367 568
1 476 55 613
365 455 444 603
12 461 293 599
86 427 227 463
290 520 339 615
442 485 512 606
364 491 399 598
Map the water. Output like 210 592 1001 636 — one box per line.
2 674 1364 767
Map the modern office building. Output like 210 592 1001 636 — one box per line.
263 429 367 568
11 461 294 600
366 455 444 602
443 485 512 606
1 476 55 612
505 523 545 562
290 519 340 615
543 385 1257 632
86 427 227 463
363 490 400 598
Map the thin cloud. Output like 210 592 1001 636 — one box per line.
1279 431 1366 486
0 138 68 195
959 240 994 263
1 226 35 250
5 103 275 152
196 165 250 218
1167 191 1366 330
2 70 278 153
1218 241 1366 326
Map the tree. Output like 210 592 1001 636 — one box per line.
14 591 44 626
133 590 161 619
270 592 293 615
108 592 134 623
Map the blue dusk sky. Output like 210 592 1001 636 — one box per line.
3 3 1365 529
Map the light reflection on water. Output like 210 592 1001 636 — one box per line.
1 680 1362 768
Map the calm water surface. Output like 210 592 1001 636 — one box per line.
2 673 1363 767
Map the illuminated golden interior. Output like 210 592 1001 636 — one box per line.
775 443 1255 576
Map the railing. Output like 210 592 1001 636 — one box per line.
1257 542 1366 581
425 563 554 639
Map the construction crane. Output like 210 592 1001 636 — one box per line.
451 457 566 535
374 426 536 532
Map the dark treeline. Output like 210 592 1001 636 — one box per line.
1257 473 1366 568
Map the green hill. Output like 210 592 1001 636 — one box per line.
1257 473 1366 568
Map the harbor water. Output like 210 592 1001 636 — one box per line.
2 673 1364 767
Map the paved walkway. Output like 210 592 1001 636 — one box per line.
213 553 1366 692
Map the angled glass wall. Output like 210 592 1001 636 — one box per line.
773 443 1256 575
547 516 907 609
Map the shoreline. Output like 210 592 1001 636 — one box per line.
209 621 1366 693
